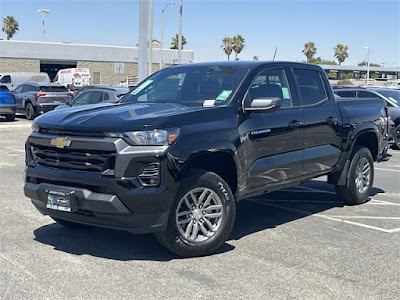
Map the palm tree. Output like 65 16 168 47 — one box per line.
302 42 317 63
2 16 19 40
232 34 245 60
221 37 234 61
171 34 187 50
334 44 349 65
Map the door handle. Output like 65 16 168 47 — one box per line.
289 120 303 128
326 117 338 125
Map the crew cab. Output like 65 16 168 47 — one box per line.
24 62 390 257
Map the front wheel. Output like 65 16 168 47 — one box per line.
392 124 400 150
335 147 374 205
155 171 236 257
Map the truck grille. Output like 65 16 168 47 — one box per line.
31 144 114 173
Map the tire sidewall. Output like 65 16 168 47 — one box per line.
162 171 236 257
25 103 34 120
393 124 400 150
347 147 374 202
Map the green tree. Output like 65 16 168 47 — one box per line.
232 34 245 60
334 44 349 65
358 61 382 67
302 42 317 63
171 34 187 50
221 37 234 61
253 56 259 61
2 16 19 40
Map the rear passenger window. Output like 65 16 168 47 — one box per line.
0 86 9 92
335 90 355 98
247 68 292 107
357 91 378 98
293 68 327 106
89 91 104 104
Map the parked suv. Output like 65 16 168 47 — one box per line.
0 84 16 121
14 82 73 119
56 87 129 109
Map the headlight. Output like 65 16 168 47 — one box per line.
31 124 40 132
124 128 180 146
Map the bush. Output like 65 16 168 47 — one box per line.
337 80 353 85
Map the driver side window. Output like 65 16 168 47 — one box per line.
247 68 292 107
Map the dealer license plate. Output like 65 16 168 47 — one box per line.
46 190 73 212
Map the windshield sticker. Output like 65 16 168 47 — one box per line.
131 80 153 95
216 90 232 101
203 100 215 107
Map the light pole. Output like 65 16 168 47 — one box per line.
148 0 153 76
160 2 175 70
37 9 50 40
178 0 183 64
364 46 370 85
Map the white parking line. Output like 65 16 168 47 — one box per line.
249 199 400 234
282 186 337 195
4 147 25 153
375 167 400 173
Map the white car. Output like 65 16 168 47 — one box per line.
385 81 400 89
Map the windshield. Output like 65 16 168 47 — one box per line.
374 89 400 105
40 86 68 92
121 65 249 107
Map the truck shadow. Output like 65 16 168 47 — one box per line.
33 181 383 261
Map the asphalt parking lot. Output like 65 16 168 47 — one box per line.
1 116 399 299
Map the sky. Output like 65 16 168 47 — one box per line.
1 0 399 66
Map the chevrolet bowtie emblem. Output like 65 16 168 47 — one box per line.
50 137 72 149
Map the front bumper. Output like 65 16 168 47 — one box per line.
24 133 178 233
0 104 16 115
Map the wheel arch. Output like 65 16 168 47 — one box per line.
179 147 238 196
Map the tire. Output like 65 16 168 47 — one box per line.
51 217 90 229
5 114 15 121
25 103 36 120
392 124 400 150
335 147 374 205
155 171 236 257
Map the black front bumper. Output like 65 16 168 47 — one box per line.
24 133 178 234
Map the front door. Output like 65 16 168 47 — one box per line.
242 67 304 192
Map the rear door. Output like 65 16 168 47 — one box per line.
292 68 342 175
243 67 304 190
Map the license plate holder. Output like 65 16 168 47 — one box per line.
45 190 75 212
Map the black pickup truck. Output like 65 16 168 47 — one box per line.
24 62 390 257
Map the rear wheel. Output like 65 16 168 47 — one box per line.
5 114 15 121
25 103 36 120
155 171 236 257
392 124 400 150
335 147 374 205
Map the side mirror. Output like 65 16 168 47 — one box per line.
65 100 72 106
245 97 281 112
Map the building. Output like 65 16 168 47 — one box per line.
319 64 400 81
0 40 194 84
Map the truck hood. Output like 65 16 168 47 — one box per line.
34 102 230 132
